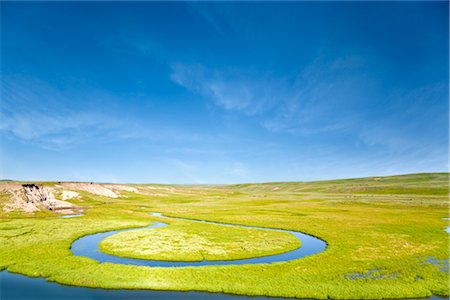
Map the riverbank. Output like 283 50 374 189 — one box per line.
0 173 448 299
73 212 325 266
2 271 448 300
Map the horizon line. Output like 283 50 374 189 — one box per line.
1 171 448 186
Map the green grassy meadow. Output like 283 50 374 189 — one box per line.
0 173 449 299
100 219 300 261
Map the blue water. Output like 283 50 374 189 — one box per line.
1 271 446 300
71 212 327 267
443 218 450 233
59 214 84 218
0 271 298 300
2 213 448 299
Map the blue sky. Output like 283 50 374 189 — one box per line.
1 1 448 184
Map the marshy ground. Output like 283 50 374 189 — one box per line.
0 173 448 299
100 218 301 262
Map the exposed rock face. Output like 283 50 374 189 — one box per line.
23 184 54 203
22 184 78 212
2 185 40 213
0 181 140 215
61 190 80 200
104 184 140 193
61 183 118 198
0 183 80 214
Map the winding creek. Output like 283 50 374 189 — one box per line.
71 212 327 267
2 213 448 299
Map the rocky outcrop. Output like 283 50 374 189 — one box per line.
60 183 118 198
22 184 78 212
61 190 80 200
23 184 54 203
0 183 81 214
2 185 40 213
104 184 140 194
0 181 140 215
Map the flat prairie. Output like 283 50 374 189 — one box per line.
0 173 448 299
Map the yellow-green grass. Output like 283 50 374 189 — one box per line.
0 172 448 299
99 220 300 261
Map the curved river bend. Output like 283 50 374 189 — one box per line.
71 212 327 267
2 214 446 300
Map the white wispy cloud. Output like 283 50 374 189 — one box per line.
225 161 250 180
187 2 231 38
170 58 366 135
0 76 135 150
358 125 414 152
358 83 448 153
170 63 286 115
170 158 206 184
169 59 447 163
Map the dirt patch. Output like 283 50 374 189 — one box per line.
22 184 78 213
104 185 140 194
61 190 80 200
0 183 79 214
61 183 118 198
2 185 40 213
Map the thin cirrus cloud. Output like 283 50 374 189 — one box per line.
261 57 369 135
1 1 447 182
0 76 226 151
358 82 448 153
0 77 133 150
170 58 368 136
170 62 286 115
170 58 447 158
